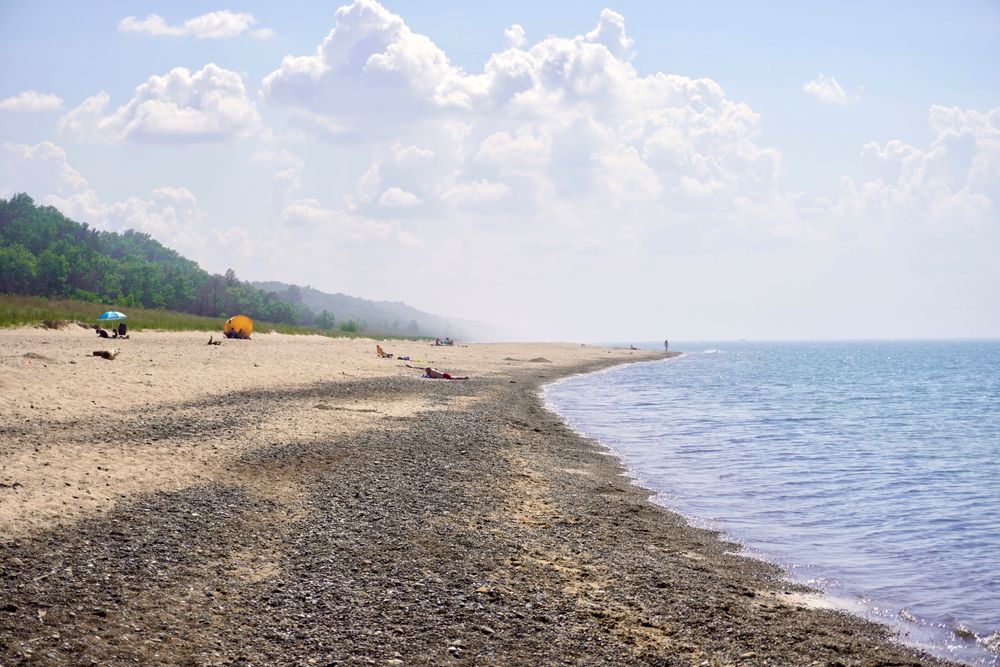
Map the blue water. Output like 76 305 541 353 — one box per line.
544 341 1000 665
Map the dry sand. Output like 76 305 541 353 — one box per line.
0 325 642 537
0 326 951 665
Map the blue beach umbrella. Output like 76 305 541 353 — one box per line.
97 310 127 321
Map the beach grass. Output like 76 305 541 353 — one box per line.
0 295 419 340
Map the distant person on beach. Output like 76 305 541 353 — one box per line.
117 322 128 339
96 327 110 338
423 367 469 380
664 339 669 351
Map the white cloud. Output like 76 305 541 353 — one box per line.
378 187 422 207
118 11 271 39
58 64 260 143
50 186 211 256
584 9 634 61
2 142 87 197
504 24 526 49
281 197 421 246
0 141 239 259
803 73 857 106
259 0 792 243
440 180 511 206
841 105 998 232
0 91 64 112
261 0 483 125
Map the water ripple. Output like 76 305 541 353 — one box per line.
545 341 1000 666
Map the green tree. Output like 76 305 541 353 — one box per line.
0 244 38 293
315 310 335 329
36 249 69 295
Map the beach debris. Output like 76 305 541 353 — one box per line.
528 357 551 363
92 349 120 360
207 335 222 346
23 352 55 362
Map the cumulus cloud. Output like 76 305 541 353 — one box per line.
504 24 526 49
118 10 272 39
841 105 998 231
2 142 87 197
0 91 64 112
261 0 477 123
261 0 791 241
803 73 857 106
0 141 221 256
378 187 422 207
584 9 634 61
58 64 260 143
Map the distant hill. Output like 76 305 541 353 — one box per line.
0 192 494 339
0 193 305 325
252 281 497 341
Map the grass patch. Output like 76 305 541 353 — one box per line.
0 295 423 340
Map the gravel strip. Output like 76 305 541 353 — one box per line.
0 359 953 665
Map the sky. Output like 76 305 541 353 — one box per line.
1 0 998 341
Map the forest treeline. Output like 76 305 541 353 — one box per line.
0 193 328 327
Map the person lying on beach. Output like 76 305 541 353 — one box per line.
423 366 468 380
376 344 393 359
96 327 110 338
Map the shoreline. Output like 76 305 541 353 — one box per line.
0 329 952 664
540 357 972 665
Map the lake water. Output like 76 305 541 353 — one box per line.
544 341 1000 665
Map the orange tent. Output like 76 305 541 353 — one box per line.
223 314 254 338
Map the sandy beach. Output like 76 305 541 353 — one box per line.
0 326 950 665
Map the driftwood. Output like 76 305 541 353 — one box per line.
92 349 119 360
207 335 222 346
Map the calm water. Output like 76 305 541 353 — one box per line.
544 341 1000 665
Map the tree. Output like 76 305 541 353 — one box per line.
315 310 335 329
0 244 37 293
338 319 359 333
36 249 69 295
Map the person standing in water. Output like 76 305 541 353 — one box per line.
664 339 669 351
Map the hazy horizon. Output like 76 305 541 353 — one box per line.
2 1 997 341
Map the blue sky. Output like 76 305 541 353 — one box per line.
2 1 998 340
